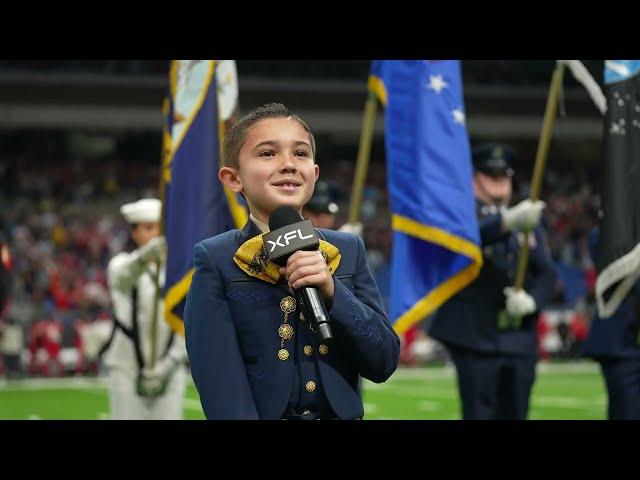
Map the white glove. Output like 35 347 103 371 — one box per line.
143 355 177 379
338 222 363 236
503 287 537 317
502 200 546 232
138 236 166 264
137 356 177 398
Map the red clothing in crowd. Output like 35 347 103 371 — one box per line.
28 319 63 376
537 312 551 360
570 311 588 342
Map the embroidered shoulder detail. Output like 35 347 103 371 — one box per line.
248 246 271 276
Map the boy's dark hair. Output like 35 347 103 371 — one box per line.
223 103 316 169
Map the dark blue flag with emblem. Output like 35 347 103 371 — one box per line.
595 60 640 318
163 60 247 335
372 60 482 335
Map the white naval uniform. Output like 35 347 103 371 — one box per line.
105 249 188 420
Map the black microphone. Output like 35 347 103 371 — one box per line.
264 206 333 342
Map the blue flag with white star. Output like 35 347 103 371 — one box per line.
372 60 482 334
595 60 640 318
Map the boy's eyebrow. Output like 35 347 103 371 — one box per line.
252 141 277 150
292 140 312 149
252 140 312 150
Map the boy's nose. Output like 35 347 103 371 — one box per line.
279 156 297 173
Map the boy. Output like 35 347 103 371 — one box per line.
184 103 399 420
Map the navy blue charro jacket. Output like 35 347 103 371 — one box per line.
184 221 400 419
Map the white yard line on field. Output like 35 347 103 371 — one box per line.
364 403 378 413
417 401 441 412
0 362 601 396
0 377 109 391
532 396 606 409
384 362 599 382
183 398 203 411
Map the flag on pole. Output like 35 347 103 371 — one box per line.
373 60 482 334
595 60 640 318
163 60 247 335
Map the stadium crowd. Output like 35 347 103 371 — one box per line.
0 136 601 378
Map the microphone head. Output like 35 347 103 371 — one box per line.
269 206 303 231
264 206 319 266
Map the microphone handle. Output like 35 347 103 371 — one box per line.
299 287 333 342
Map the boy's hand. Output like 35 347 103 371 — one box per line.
279 251 335 304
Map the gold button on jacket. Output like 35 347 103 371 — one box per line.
278 349 289 361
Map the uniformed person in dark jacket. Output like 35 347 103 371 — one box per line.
583 228 640 419
302 180 340 230
429 143 557 420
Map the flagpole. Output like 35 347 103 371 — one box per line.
513 61 565 291
348 87 379 225
149 94 172 369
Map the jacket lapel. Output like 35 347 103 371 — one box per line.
237 219 262 245
235 220 293 295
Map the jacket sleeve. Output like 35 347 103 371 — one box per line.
526 227 557 311
479 213 510 246
328 235 400 383
184 242 259 420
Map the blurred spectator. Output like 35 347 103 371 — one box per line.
27 318 55 376
0 215 11 317
0 317 24 378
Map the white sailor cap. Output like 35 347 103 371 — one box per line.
120 198 162 224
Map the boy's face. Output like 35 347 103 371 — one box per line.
221 117 319 222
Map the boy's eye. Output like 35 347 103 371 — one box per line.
258 150 275 157
295 150 310 157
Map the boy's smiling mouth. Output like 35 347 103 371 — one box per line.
271 178 302 192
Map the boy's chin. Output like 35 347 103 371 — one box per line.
268 196 304 212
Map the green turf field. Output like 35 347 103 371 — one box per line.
0 361 608 420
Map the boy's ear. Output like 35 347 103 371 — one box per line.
219 166 243 193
